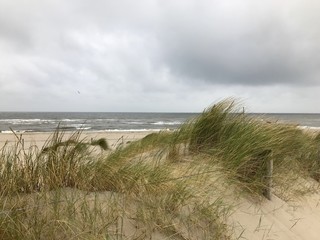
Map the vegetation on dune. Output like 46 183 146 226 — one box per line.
186 99 320 196
1 98 320 239
0 128 229 239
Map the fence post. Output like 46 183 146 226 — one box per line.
265 158 273 200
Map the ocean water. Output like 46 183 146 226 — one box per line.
0 112 320 133
0 112 198 133
252 113 320 129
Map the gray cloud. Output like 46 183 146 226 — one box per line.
0 0 320 112
156 1 320 86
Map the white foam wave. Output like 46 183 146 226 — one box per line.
0 130 27 134
79 127 91 130
298 126 320 131
0 118 87 123
98 129 163 132
0 119 57 124
127 121 145 125
61 119 84 122
152 121 182 125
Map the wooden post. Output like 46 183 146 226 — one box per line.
265 158 273 200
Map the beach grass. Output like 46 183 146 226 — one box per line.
1 99 320 239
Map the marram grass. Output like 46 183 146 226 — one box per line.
186 99 320 195
0 128 230 239
1 99 320 239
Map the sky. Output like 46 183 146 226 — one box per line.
1 0 320 113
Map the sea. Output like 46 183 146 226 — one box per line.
0 112 320 133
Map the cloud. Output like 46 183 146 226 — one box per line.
0 0 320 112
156 0 320 86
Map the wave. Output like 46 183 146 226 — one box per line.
0 130 32 134
152 121 182 126
61 119 85 122
98 129 164 132
0 119 57 125
127 121 145 125
298 126 320 131
71 125 92 130
0 118 87 123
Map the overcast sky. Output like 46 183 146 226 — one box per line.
1 0 320 113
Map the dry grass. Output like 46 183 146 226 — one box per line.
0 127 231 239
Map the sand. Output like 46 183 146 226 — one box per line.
229 190 320 240
0 130 156 149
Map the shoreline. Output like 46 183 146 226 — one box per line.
0 128 169 134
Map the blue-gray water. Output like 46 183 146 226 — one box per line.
0 112 320 133
0 112 197 133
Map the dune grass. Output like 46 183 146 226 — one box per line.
1 99 320 239
0 128 230 239
185 99 320 197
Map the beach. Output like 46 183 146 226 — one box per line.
0 130 157 149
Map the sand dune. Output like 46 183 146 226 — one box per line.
2 130 320 239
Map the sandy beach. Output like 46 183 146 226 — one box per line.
0 130 157 149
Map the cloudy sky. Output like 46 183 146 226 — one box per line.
1 0 320 113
